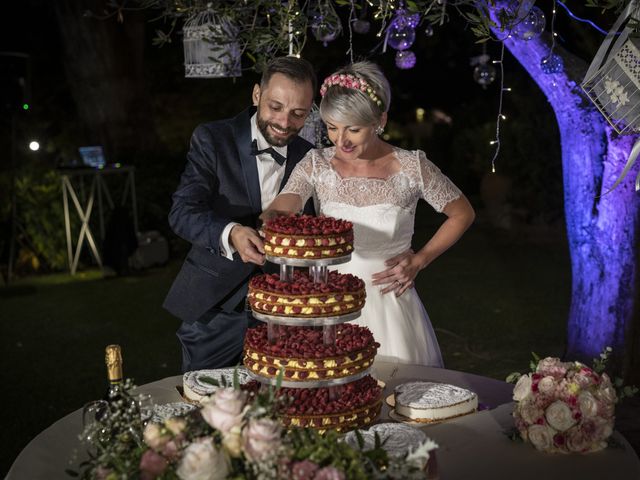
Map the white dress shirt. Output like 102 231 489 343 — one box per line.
219 113 287 259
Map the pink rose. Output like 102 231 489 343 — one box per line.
201 388 247 434
537 357 568 380
518 398 544 425
292 460 320 480
537 376 556 395
161 439 181 462
597 385 617 405
143 423 171 451
527 424 554 452
545 400 577 432
243 417 282 462
513 375 533 402
93 466 114 480
139 449 168 480
314 466 346 480
566 427 591 453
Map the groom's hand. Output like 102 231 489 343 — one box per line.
230 225 265 265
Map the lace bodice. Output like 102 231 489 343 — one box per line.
281 146 462 215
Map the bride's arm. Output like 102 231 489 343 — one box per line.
372 196 474 295
260 193 303 224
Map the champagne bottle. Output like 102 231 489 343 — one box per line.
104 344 124 402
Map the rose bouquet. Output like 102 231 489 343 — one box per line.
508 351 623 454
72 377 436 479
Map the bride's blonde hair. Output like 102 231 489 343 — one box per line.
319 61 391 126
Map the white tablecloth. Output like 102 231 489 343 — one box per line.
6 360 640 479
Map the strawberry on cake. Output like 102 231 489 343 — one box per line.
243 324 379 381
262 214 354 259
248 270 365 317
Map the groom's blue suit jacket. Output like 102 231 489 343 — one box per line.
163 107 313 324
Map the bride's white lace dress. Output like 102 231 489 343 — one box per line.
282 146 462 366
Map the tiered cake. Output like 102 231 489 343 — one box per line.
262 214 354 258
244 215 382 432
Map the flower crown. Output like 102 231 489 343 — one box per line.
319 73 384 109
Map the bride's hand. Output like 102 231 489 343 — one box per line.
372 249 420 297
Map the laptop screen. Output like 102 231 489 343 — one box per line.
78 146 106 168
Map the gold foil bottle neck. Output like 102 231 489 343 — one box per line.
105 344 123 383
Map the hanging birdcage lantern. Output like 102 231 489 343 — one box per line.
581 0 640 192
299 106 329 148
581 1 640 135
183 8 241 78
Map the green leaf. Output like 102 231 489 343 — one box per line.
505 372 521 383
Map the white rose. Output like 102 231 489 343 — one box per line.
143 422 171 451
513 374 533 402
177 438 229 480
578 391 598 419
201 388 247 434
537 376 556 395
545 400 577 432
598 385 617 405
528 425 554 452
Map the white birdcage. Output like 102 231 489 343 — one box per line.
581 1 640 135
582 37 640 135
183 9 241 78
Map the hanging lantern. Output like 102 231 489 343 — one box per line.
540 53 564 74
513 6 546 41
387 9 420 51
424 25 434 37
183 9 241 78
299 106 328 148
395 50 417 70
581 1 640 192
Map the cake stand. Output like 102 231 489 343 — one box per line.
246 252 378 413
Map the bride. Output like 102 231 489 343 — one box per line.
262 61 475 367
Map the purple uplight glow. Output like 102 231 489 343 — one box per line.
395 50 416 69
491 5 640 360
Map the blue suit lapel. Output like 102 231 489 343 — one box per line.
232 108 261 213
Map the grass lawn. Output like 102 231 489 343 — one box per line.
0 205 574 474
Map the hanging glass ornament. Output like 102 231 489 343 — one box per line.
514 6 546 41
424 24 434 37
311 1 342 46
395 50 417 69
473 63 497 87
387 9 420 51
352 18 371 34
540 53 564 74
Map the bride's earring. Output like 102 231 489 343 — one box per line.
375 125 384 136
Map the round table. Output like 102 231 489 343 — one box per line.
6 360 640 479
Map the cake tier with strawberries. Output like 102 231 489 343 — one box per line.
243 375 382 432
248 271 365 318
243 324 379 381
262 215 354 259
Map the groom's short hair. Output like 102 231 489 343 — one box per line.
261 57 317 94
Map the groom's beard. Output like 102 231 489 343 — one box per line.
256 112 301 147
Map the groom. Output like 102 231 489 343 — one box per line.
164 57 317 372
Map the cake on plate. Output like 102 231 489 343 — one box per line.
262 214 353 259
182 368 251 403
243 324 378 381
393 381 478 422
248 271 365 317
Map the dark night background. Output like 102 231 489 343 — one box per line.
3 0 636 476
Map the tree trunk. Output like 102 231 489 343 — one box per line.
500 34 640 375
53 0 159 162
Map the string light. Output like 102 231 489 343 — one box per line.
490 42 508 174
347 0 356 63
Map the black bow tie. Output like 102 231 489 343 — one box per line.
250 139 286 166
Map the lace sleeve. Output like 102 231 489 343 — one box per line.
281 150 315 204
417 150 462 212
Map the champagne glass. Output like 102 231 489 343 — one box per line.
137 393 155 426
81 400 108 442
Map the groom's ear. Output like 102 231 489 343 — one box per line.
252 84 261 106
